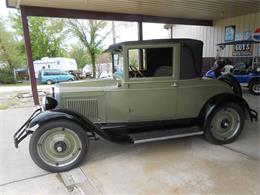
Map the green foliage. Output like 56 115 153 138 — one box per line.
10 12 66 61
0 69 15 84
69 44 91 70
0 18 25 71
67 20 111 78
128 49 139 68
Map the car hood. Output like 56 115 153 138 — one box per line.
55 78 118 93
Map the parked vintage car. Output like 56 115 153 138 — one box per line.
14 39 258 172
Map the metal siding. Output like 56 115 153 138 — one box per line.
173 12 260 57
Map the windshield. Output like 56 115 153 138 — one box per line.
112 52 124 77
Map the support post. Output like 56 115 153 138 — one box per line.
21 6 39 105
138 21 144 69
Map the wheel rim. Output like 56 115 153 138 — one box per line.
37 128 82 168
252 83 260 93
47 80 52 84
210 107 241 141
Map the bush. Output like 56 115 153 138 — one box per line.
0 69 16 84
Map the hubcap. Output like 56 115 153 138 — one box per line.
54 141 67 153
37 128 82 167
220 119 230 129
252 84 260 93
210 107 241 141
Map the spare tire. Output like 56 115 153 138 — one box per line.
217 74 242 97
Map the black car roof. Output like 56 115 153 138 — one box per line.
107 38 203 52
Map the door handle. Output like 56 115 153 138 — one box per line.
170 82 177 87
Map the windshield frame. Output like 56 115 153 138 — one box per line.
112 52 124 74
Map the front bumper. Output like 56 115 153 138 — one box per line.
13 108 42 148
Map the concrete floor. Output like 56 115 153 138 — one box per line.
0 90 259 194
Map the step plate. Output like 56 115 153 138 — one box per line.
130 127 203 144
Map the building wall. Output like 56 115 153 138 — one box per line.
172 12 260 72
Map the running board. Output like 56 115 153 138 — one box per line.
129 127 203 144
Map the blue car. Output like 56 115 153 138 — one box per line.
205 62 260 95
38 69 74 84
205 40 260 95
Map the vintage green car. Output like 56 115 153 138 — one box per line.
14 39 257 172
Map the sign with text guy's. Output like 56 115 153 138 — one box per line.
232 43 252 56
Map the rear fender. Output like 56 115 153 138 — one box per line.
199 93 257 129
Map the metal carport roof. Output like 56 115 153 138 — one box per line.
6 0 259 22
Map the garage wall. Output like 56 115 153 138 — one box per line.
172 12 260 71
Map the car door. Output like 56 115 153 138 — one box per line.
233 63 249 83
127 78 178 122
126 46 178 122
60 71 68 82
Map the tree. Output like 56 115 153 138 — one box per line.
10 12 66 61
0 19 25 71
69 44 91 70
67 19 111 78
0 19 25 84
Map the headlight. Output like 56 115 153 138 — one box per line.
42 96 58 111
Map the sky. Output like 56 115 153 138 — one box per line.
0 0 170 48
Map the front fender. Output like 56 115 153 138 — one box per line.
29 109 97 132
199 93 257 129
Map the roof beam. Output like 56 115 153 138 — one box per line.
20 6 212 26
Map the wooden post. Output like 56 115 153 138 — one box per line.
138 21 144 69
21 6 39 105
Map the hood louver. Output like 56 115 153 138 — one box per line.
67 98 98 122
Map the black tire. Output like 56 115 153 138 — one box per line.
218 74 242 97
248 80 260 95
68 78 73 82
29 120 89 172
46 80 53 85
205 103 245 145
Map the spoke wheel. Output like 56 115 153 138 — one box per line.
205 103 244 144
30 120 88 172
249 82 260 95
252 84 260 93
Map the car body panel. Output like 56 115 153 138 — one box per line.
56 77 232 124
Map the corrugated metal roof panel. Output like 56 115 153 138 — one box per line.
6 0 260 20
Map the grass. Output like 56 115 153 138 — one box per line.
0 103 9 110
0 82 31 87
0 82 48 87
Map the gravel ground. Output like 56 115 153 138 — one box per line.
0 84 53 109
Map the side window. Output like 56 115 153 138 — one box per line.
128 47 173 78
51 71 60 75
